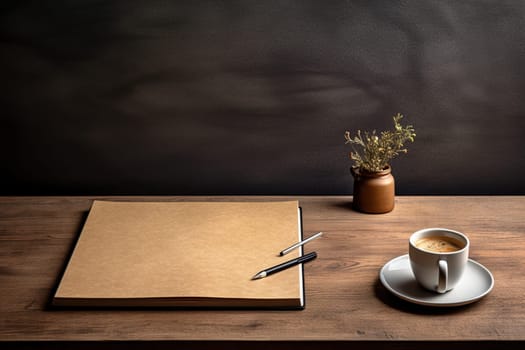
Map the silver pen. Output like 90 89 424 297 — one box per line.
279 232 323 256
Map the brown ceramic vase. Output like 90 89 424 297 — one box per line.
351 165 395 214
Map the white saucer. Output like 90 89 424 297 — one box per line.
379 254 494 307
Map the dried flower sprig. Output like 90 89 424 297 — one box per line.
344 113 416 173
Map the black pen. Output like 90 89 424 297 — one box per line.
251 251 317 280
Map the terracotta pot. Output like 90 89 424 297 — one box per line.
351 165 395 214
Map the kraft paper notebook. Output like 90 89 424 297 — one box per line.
53 200 305 309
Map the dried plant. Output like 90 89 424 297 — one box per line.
344 113 416 173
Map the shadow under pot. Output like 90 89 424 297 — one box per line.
351 165 395 214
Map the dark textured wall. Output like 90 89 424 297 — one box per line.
1 0 524 195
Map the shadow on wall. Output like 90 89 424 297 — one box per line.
1 1 524 194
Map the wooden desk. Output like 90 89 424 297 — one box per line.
1 196 524 349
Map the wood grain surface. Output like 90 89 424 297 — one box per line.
1 196 524 349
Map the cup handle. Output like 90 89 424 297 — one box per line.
437 259 448 293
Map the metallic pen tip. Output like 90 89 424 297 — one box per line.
251 271 267 280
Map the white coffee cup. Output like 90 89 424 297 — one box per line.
409 228 469 293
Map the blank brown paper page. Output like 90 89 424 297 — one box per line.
53 200 302 307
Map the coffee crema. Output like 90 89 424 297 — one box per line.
415 235 464 253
